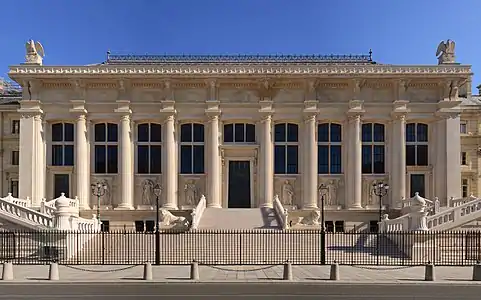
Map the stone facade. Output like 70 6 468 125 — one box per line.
1 41 478 229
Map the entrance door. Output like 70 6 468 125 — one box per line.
410 174 425 197
228 161 251 208
54 174 70 198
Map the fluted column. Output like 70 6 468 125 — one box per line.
347 115 362 208
391 115 406 207
117 114 134 209
303 114 318 209
75 114 90 209
163 115 177 209
206 114 221 208
260 115 274 208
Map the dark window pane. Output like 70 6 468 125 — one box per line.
286 145 298 174
331 124 342 142
150 145 162 173
95 123 106 142
181 124 192 142
330 145 342 174
193 124 204 142
274 145 286 174
193 145 204 174
245 124 255 142
150 124 162 143
234 123 245 142
224 124 234 143
52 123 63 142
274 124 286 142
362 123 372 142
180 145 192 174
406 145 416 166
287 123 298 142
410 174 425 197
362 145 372 174
52 145 63 166
54 174 70 198
107 145 118 173
107 123 118 142
406 123 416 142
94 145 106 173
137 145 149 174
64 145 74 166
137 123 149 142
318 145 329 174
64 123 74 142
373 123 385 142
318 123 329 142
417 124 428 142
373 145 385 174
417 145 429 166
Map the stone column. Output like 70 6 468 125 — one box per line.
206 114 221 208
347 115 362 208
303 114 318 209
260 115 274 208
18 100 44 206
391 114 406 208
162 115 178 209
117 114 134 209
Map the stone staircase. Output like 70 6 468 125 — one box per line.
196 207 281 230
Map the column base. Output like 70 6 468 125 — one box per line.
114 205 134 210
302 204 318 210
206 204 222 208
161 204 178 210
259 203 273 209
348 205 364 210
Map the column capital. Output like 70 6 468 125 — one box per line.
347 114 362 123
114 100 132 115
69 99 88 115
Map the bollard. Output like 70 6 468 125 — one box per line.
424 263 435 281
283 261 293 281
190 260 199 281
330 262 339 281
143 263 153 281
48 262 59 281
472 262 481 281
2 262 13 281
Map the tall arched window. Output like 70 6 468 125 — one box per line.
223 123 256 143
318 123 342 174
274 123 298 174
406 123 428 166
94 123 118 174
362 123 385 174
180 123 205 174
51 122 74 166
137 123 162 174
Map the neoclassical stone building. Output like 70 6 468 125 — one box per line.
1 40 478 229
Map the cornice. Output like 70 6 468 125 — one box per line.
8 64 473 79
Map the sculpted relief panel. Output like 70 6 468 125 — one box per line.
90 176 117 208
318 177 344 208
178 176 206 209
274 177 299 208
134 176 162 208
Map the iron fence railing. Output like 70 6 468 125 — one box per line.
0 230 479 266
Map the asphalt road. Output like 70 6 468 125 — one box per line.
0 282 479 299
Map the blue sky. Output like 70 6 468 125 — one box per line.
1 0 480 92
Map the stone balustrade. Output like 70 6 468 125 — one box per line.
0 194 53 228
40 193 79 217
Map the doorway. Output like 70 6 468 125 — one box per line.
228 161 251 208
54 174 70 198
410 174 425 197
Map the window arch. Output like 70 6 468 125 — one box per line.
94 122 118 174
361 123 385 174
274 123 298 174
406 123 428 166
223 123 256 143
180 123 205 174
51 122 74 166
137 123 162 174
318 123 342 174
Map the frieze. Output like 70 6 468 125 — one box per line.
86 82 117 89
364 81 392 89
42 82 72 89
132 82 163 89
8 65 473 78
172 82 206 89
407 82 439 89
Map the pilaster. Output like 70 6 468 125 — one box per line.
302 100 319 209
259 100 275 208
160 100 178 209
205 99 221 208
346 99 364 209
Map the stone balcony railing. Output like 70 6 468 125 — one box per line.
40 193 80 217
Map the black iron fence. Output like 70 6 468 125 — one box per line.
0 230 479 266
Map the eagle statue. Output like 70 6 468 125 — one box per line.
24 40 45 65
435 40 455 64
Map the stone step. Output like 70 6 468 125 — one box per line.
197 207 281 230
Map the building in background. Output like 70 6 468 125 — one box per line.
1 39 478 230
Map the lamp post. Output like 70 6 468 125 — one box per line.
153 184 162 265
318 183 329 265
372 181 389 266
91 181 107 223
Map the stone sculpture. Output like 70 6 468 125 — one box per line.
141 179 155 205
184 180 197 206
281 180 294 205
326 180 338 206
25 40 45 65
436 40 456 64
98 179 111 206
159 209 189 229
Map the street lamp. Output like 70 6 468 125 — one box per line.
372 181 390 222
153 184 162 265
91 181 107 222
318 183 329 265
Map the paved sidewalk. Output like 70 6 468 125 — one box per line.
0 264 480 283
